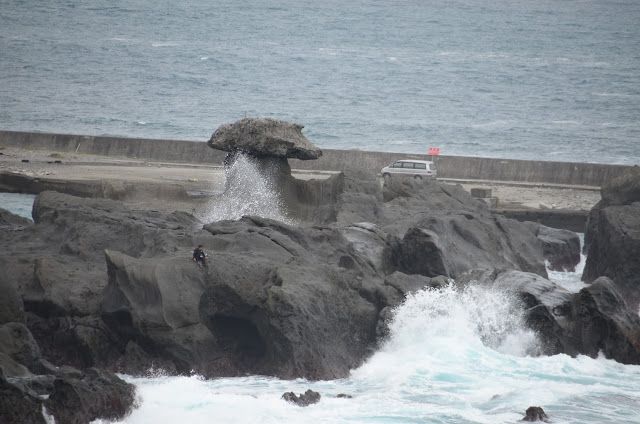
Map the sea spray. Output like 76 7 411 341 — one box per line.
101 283 640 424
202 154 292 224
547 234 588 293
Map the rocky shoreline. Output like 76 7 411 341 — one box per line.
1 119 639 423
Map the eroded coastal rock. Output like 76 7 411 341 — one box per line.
207 118 340 223
2 120 639 421
524 222 581 272
0 177 556 383
103 216 382 379
0 313 135 424
208 117 322 160
583 166 640 309
379 178 548 279
490 271 640 363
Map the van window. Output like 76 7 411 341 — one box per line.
414 162 426 169
401 162 414 168
392 162 402 168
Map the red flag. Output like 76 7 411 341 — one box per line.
428 147 441 156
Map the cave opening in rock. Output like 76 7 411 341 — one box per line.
212 315 267 362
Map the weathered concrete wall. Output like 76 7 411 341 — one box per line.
290 149 633 187
0 130 226 164
1 130 635 187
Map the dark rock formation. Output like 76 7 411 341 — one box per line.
0 320 135 424
600 165 640 206
492 271 640 363
571 277 640 363
492 271 575 355
44 368 136 424
4 161 633 422
0 272 24 325
102 216 382 379
524 222 581 272
0 373 47 424
0 171 554 381
583 166 640 309
208 117 322 160
0 208 32 228
379 179 548 279
336 393 353 398
282 389 321 406
522 406 549 422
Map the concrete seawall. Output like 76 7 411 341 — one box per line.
1 130 635 187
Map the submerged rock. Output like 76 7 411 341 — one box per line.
282 389 321 406
522 406 549 422
208 117 322 160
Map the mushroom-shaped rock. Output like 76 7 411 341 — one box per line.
208 117 322 160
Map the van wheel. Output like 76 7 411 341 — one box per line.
414 175 422 180
383 174 391 183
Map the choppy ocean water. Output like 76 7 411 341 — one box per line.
100 282 640 424
0 192 35 220
1 0 640 164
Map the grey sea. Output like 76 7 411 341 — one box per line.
1 0 639 164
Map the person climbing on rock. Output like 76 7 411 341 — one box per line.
192 244 207 268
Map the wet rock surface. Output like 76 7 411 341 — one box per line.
524 222 581 272
522 406 549 422
282 389 321 406
0 319 135 424
490 271 640 363
583 166 640 310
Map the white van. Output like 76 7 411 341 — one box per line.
381 159 437 180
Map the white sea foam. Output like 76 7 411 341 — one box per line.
98 279 640 423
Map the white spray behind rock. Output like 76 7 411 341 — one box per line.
203 154 292 224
